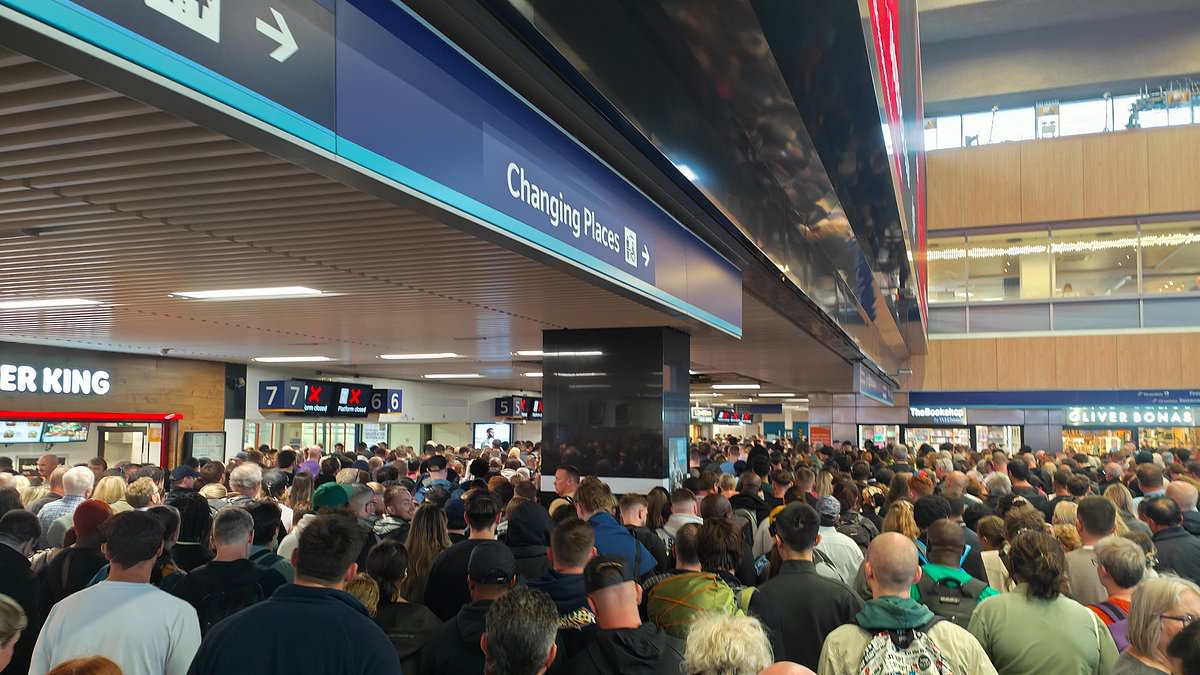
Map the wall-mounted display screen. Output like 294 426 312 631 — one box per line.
473 422 512 449
42 422 89 443
0 421 43 444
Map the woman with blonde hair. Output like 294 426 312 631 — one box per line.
0 593 26 673
401 503 452 604
1117 575 1200 674
683 612 775 675
1052 500 1079 527
880 499 919 542
1105 483 1151 536
19 485 47 509
816 470 834 499
91 476 127 511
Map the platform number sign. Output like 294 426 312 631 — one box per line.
369 389 403 414
258 380 305 412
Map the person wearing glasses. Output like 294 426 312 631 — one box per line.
1116 575 1200 675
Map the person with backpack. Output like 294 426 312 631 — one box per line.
619 494 671 574
187 513 403 675
646 519 755 639
814 496 865 584
749 503 864 670
913 520 997 627
658 488 703 551
1087 535 1146 651
170 506 287 635
816 532 997 675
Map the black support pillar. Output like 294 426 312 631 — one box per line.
540 327 690 494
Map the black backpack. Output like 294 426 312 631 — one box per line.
915 574 987 627
194 572 267 635
836 512 877 553
248 547 285 571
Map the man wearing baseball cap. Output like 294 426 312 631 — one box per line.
813 495 863 584
420 541 517 674
564 555 685 675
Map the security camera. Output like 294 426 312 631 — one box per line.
159 348 172 356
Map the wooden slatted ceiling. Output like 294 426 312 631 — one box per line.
0 48 852 393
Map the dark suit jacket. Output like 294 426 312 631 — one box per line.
0 542 40 675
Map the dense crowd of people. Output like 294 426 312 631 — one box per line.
1 436 1200 675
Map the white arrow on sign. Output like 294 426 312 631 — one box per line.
256 8 298 63
641 244 650 267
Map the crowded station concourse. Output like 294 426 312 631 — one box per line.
1 438 1200 675
7 0 1200 674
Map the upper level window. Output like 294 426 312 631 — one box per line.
1141 220 1200 293
1051 225 1138 297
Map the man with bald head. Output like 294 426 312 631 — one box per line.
817 533 997 675
27 466 67 515
941 471 980 506
915 519 998 625
1167 480 1200 536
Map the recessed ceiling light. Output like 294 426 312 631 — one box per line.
423 373 483 379
786 398 809 403
758 393 795 397
690 393 716 397
523 372 544 378
0 298 101 309
379 353 460 360
514 350 604 357
252 356 334 363
712 384 760 390
171 286 326 300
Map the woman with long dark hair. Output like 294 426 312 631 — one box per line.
365 540 441 673
968 529 1118 674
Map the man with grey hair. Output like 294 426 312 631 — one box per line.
481 587 559 675
1166 481 1200 536
1087 535 1146 649
890 444 913 474
170 506 286 634
224 462 262 506
36 466 93 536
983 472 1012 511
817 533 997 675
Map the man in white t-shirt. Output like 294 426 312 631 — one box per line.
814 496 865 584
28 510 201 675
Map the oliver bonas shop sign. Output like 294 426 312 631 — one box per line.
1066 408 1195 426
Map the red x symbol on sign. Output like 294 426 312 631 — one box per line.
347 388 363 405
306 385 323 403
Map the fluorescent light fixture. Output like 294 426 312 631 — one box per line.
758 393 795 398
514 350 603 357
378 353 459 360
689 393 717 397
422 373 482 379
552 372 607 378
172 286 325 300
712 384 760 390
688 370 698 375
523 372 544 378
0 298 101 310
252 356 334 363
786 398 809 403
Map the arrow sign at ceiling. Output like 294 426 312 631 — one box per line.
256 7 298 62
642 244 650 267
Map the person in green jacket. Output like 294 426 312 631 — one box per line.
817 532 997 675
911 519 998 621
968 529 1118 675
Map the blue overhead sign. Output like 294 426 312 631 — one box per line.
0 0 742 335
911 390 1200 408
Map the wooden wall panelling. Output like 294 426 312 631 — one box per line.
1180 333 1200 385
935 338 998 390
926 150 963 230
1053 335 1117 389
960 144 1022 228
1081 131 1149 218
1115 333 1184 389
1147 126 1200 213
1021 137 1083 222
995 336 1057 390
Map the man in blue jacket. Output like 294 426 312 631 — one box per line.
575 478 656 578
186 514 402 675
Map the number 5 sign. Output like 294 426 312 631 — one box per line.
369 389 403 414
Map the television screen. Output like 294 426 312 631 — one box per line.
42 422 89 443
0 421 43 444
473 422 511 449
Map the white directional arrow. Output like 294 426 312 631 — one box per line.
256 8 298 63
641 244 650 267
